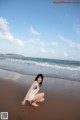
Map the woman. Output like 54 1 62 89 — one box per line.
21 74 45 107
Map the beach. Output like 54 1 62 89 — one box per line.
0 69 80 120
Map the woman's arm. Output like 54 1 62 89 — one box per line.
25 81 36 95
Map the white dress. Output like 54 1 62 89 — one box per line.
25 81 39 101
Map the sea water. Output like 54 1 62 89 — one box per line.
0 54 80 81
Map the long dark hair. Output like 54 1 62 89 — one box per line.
34 74 44 87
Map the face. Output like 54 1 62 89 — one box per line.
37 76 42 83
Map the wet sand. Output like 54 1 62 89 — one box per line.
0 69 80 120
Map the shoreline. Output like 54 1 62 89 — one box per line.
0 69 80 120
0 57 80 82
0 68 80 82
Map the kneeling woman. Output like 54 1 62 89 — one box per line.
21 74 45 107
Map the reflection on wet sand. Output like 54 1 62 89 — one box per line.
0 69 80 120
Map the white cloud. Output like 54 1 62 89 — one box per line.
15 39 25 47
40 48 55 55
29 35 59 48
0 17 25 47
29 38 44 46
5 32 14 41
58 35 80 50
64 52 69 57
68 41 80 50
0 17 9 32
68 41 75 48
30 26 40 35
0 31 14 42
49 42 58 47
40 48 47 53
0 32 14 41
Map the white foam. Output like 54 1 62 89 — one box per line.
2 58 80 71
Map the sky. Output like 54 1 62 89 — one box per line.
0 0 80 60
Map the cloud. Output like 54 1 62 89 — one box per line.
0 17 9 31
49 42 58 47
30 26 40 35
58 35 80 50
68 41 75 48
64 52 69 57
0 17 25 47
40 48 55 55
40 48 47 53
29 38 58 48
68 41 80 50
29 38 44 46
14 39 25 47
0 32 14 41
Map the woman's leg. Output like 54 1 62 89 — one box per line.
22 92 45 106
32 97 45 106
31 92 45 107
37 97 45 102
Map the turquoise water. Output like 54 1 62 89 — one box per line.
0 54 80 81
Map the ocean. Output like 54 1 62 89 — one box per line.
0 54 80 81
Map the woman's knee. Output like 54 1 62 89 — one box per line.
39 98 45 102
41 92 45 97
33 92 45 100
41 97 45 101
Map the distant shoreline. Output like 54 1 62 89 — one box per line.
0 53 80 62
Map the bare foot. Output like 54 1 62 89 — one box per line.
21 100 25 106
31 102 39 107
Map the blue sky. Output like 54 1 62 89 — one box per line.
0 0 80 60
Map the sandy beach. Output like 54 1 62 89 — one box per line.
0 69 80 120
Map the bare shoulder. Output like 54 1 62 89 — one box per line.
30 81 37 89
31 81 36 87
33 81 37 84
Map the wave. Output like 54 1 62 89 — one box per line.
1 58 80 71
